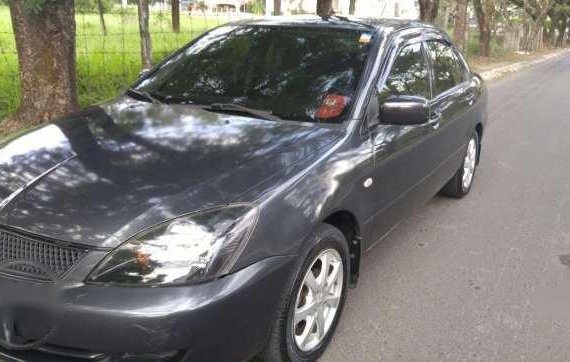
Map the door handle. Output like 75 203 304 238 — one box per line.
427 112 442 130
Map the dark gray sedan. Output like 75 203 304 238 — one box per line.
0 15 486 362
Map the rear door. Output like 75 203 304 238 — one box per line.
424 36 475 182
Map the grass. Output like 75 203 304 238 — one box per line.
0 6 234 121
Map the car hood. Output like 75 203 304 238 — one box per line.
0 97 341 248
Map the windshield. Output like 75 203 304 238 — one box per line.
134 25 375 124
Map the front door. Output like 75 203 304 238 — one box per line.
366 36 442 247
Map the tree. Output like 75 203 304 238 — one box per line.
511 0 556 51
4 0 78 132
138 0 153 69
76 0 112 34
453 0 469 50
316 0 333 16
349 0 356 15
473 0 494 56
172 0 180 33
548 0 570 46
418 0 439 22
97 0 107 36
273 0 281 15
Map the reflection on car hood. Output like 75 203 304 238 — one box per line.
0 97 341 248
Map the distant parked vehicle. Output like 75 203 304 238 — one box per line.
0 16 486 361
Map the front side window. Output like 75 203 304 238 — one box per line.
426 40 467 95
378 42 430 103
135 25 375 124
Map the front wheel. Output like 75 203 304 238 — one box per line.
441 131 480 198
260 224 349 362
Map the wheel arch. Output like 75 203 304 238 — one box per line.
475 122 483 164
322 210 361 288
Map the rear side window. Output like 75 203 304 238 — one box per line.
379 42 430 102
426 40 467 95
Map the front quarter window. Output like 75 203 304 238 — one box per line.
379 41 431 102
135 25 375 124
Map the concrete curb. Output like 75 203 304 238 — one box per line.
478 49 570 81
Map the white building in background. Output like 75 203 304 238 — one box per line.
267 0 418 19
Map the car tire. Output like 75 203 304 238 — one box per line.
440 130 480 198
259 224 349 362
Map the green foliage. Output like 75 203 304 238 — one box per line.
553 2 570 16
248 0 265 15
76 0 115 14
153 9 169 24
464 32 509 58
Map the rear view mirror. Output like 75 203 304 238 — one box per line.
380 96 429 125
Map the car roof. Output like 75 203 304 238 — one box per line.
227 15 438 36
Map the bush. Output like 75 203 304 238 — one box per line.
465 33 509 58
248 0 265 15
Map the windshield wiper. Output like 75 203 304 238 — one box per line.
126 88 163 104
206 103 283 123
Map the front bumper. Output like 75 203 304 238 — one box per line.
0 255 296 361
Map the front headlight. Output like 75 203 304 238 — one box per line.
88 204 258 286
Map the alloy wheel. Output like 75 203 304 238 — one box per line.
462 137 477 190
292 248 344 352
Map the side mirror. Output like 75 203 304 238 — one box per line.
380 96 429 125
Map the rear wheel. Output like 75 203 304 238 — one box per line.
260 224 349 362
441 131 479 198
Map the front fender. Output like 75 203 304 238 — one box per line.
231 132 374 274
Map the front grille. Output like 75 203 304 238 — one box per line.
0 227 88 281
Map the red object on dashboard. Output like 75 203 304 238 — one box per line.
316 94 349 120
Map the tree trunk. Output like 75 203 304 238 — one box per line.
273 0 281 15
316 0 333 16
97 0 107 36
453 0 469 50
349 0 356 15
524 16 550 51
418 0 438 22
511 0 554 51
172 0 180 33
474 0 493 57
560 16 570 47
556 16 568 47
4 0 78 132
548 15 557 46
138 0 153 70
443 4 450 30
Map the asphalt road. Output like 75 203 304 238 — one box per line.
323 52 570 361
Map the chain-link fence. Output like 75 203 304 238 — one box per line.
0 3 258 119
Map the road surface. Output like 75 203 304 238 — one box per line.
323 52 570 361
